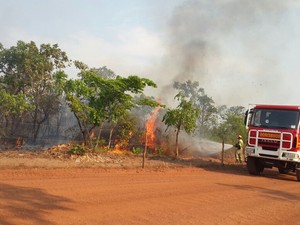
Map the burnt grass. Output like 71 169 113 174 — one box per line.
0 144 247 173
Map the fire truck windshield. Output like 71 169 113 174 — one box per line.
250 109 300 129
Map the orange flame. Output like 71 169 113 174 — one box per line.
146 101 160 150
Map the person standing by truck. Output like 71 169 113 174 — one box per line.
234 135 244 163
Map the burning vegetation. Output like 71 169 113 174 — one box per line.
145 101 160 152
0 41 247 161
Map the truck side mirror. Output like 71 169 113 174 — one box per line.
244 108 253 128
244 110 248 126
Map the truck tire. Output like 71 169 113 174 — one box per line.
247 157 263 175
278 167 289 174
296 168 300 181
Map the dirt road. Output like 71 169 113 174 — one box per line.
0 166 299 225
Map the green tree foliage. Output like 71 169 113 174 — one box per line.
196 93 217 137
173 80 216 138
162 93 200 158
0 41 69 141
173 80 203 102
210 105 246 165
0 90 33 117
114 112 138 150
64 62 158 147
92 66 116 79
0 90 34 138
212 105 247 144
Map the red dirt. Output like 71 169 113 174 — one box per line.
0 153 300 225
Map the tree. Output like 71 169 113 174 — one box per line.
64 62 158 147
173 80 203 102
0 90 34 139
92 66 116 79
213 105 247 142
64 79 96 146
162 93 199 158
196 94 217 137
226 106 245 116
0 41 70 142
212 105 247 164
173 80 216 138
114 112 138 150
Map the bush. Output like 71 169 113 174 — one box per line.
132 147 143 155
94 146 110 153
68 144 86 155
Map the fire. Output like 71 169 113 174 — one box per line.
145 102 160 150
112 144 124 154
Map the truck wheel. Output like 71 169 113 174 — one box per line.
247 157 263 175
296 168 300 181
278 167 289 174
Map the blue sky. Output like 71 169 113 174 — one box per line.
1 1 182 83
1 0 300 107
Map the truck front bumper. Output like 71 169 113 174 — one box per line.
246 146 300 162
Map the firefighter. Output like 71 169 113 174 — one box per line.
234 135 244 163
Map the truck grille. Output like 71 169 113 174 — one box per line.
261 147 278 151
259 154 278 158
248 129 293 151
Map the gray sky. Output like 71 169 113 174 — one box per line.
1 0 300 108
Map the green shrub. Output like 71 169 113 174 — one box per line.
68 144 86 155
132 147 143 155
94 146 110 153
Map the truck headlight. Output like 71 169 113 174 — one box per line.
282 152 299 159
246 147 255 154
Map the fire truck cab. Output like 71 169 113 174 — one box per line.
245 104 300 181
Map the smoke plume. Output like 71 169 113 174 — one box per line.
156 0 298 107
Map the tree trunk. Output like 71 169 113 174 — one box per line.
82 129 90 146
175 129 180 158
32 108 38 142
143 131 147 168
95 123 103 149
108 125 115 149
33 123 41 142
32 106 48 143
73 112 89 146
221 140 225 167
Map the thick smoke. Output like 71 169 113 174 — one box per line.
157 0 298 107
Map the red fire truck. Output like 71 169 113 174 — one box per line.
245 104 300 181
